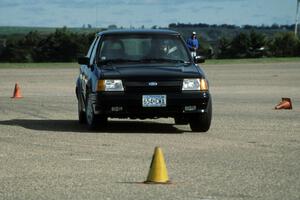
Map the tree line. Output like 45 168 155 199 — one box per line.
169 22 295 31
215 31 300 59
0 27 95 62
0 27 299 62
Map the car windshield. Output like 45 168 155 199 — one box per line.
98 34 190 65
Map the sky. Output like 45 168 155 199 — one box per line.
0 0 297 28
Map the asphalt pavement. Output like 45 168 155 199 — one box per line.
0 62 299 200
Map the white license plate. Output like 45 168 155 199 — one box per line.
142 95 167 107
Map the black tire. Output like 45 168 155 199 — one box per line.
77 87 86 124
78 100 86 124
189 99 212 132
85 92 107 130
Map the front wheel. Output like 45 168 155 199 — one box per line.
85 92 107 130
78 100 86 124
77 87 86 124
85 92 97 129
189 99 212 132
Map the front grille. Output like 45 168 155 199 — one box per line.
124 80 182 93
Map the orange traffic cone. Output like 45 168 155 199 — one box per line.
275 98 292 110
11 83 23 99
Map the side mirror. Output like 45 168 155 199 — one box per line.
194 56 205 64
78 56 90 65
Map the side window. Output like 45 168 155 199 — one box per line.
89 36 101 65
86 37 97 58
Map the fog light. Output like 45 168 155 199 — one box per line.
184 105 196 111
111 106 123 112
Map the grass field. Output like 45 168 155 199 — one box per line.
0 57 300 68
204 57 300 65
0 62 76 68
0 26 102 36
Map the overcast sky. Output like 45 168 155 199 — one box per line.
0 0 297 28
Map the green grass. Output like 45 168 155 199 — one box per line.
205 57 300 65
0 63 77 68
0 26 103 36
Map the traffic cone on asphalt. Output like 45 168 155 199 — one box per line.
11 83 23 99
145 147 170 184
275 98 292 110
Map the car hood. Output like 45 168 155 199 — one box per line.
98 63 204 79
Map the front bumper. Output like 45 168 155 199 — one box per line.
90 91 211 118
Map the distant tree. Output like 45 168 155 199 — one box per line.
196 23 209 28
168 23 176 28
108 24 117 29
248 31 267 57
271 23 280 29
249 31 266 49
22 31 42 61
76 32 96 56
35 28 80 62
269 32 300 57
230 32 250 58
217 37 231 58
243 25 255 30
220 24 238 29
0 39 23 62
0 31 43 62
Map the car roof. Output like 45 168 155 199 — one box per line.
96 29 180 36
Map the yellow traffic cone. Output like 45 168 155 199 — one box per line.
145 147 170 184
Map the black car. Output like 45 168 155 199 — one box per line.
76 29 212 132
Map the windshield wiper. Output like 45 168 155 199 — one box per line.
99 59 140 65
140 58 190 64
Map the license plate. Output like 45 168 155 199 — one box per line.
142 95 167 107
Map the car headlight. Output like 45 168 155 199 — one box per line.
182 78 208 91
97 79 124 91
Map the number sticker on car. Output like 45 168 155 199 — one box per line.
142 95 167 107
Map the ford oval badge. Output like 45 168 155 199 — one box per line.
148 82 158 86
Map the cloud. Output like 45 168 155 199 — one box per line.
0 0 295 27
38 0 201 7
202 0 245 1
201 6 224 10
0 1 20 7
0 0 246 10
